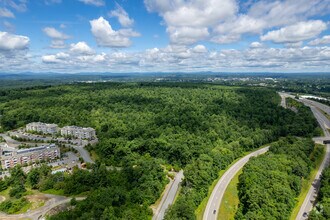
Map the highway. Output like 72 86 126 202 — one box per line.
302 98 330 116
296 99 330 220
203 146 269 220
153 170 184 220
278 92 295 108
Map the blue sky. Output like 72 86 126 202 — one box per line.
0 0 330 73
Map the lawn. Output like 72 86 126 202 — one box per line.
195 144 271 220
218 169 242 220
42 189 65 196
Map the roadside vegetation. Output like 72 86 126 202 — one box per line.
235 137 318 219
308 165 330 219
0 82 321 219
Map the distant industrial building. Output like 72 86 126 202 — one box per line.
60 126 96 140
0 143 60 169
26 122 59 135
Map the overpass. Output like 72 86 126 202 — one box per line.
313 137 330 145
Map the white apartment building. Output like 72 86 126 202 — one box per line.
26 122 58 135
60 126 96 140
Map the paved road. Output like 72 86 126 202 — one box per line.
0 133 21 146
203 146 269 220
153 170 184 220
72 145 94 163
296 99 330 220
0 195 85 220
278 92 294 108
302 98 330 116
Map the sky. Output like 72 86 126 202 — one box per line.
0 0 330 73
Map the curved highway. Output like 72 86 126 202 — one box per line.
203 146 269 220
296 99 330 220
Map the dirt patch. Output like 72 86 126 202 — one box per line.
25 194 49 210
0 196 5 202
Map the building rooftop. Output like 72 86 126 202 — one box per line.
16 144 57 155
27 122 58 127
61 126 95 131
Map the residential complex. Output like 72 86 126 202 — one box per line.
26 122 59 135
0 143 60 169
61 126 96 140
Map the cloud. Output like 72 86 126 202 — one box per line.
250 42 263 48
43 27 69 39
261 20 327 43
109 4 134 27
309 35 330 46
144 0 237 45
42 52 70 63
167 26 209 45
45 0 62 5
0 31 29 50
43 27 70 48
192 45 207 53
2 21 15 32
90 16 140 48
5 0 28 12
79 0 104 7
144 0 330 45
69 41 94 54
11 44 330 73
0 8 15 18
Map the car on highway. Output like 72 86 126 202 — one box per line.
213 210 216 214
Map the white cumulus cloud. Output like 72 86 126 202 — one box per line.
42 52 70 63
261 20 327 43
70 41 94 54
0 31 29 50
90 17 140 48
43 27 70 48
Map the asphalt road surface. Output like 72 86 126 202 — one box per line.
0 195 85 220
0 133 21 146
153 170 184 220
203 146 269 220
302 98 330 116
72 145 94 163
278 92 295 108
296 99 330 220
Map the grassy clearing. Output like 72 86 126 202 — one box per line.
90 150 99 161
195 144 271 220
218 169 242 220
42 189 65 196
289 144 325 220
0 188 10 200
15 201 32 214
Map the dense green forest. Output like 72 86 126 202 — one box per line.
308 166 330 220
234 137 321 220
0 82 321 218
